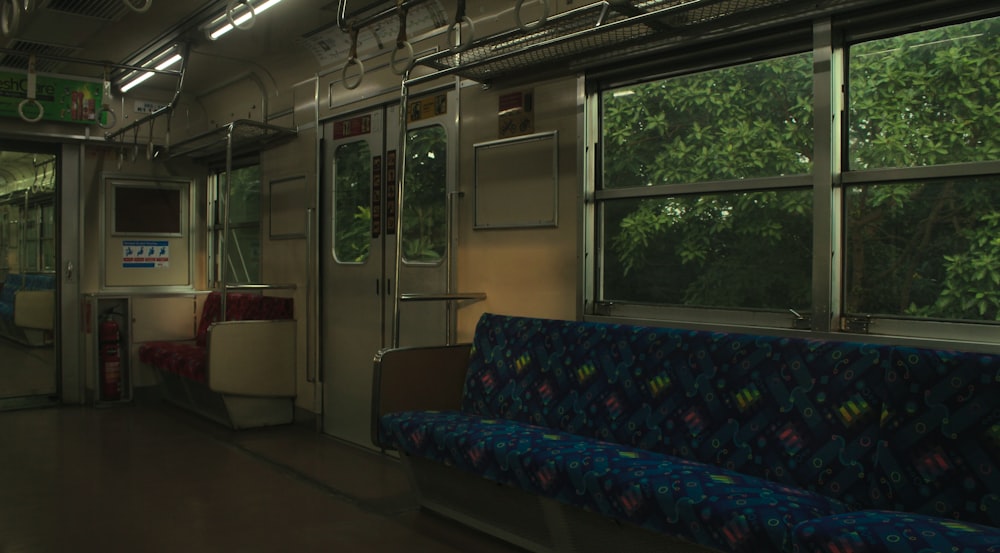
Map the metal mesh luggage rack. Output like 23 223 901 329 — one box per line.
168 119 297 162
407 0 892 86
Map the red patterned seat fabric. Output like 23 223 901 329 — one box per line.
139 292 294 382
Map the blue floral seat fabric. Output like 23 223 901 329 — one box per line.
792 511 1000 553
875 347 1000 526
380 313 904 552
0 273 55 324
380 410 849 553
460 313 889 507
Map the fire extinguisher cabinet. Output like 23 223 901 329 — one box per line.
86 295 132 405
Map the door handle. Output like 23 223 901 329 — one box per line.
65 261 74 281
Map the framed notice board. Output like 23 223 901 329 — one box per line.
473 131 558 229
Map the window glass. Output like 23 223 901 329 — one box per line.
602 53 813 189
599 53 814 312
333 141 372 263
603 191 813 310
221 165 261 225
42 204 54 271
849 17 1000 170
224 227 261 285
844 178 1000 321
403 126 446 264
845 17 1000 325
23 210 38 272
213 165 260 285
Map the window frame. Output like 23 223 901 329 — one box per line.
585 8 1000 348
208 158 262 287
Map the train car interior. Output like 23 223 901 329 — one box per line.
0 0 998 551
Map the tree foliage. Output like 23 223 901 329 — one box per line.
603 17 1000 321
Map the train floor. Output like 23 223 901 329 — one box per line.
0 399 527 553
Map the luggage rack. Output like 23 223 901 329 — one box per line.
168 120 297 162
405 0 892 87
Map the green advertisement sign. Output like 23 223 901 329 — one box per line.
0 70 103 125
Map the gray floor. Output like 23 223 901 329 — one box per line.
0 336 57 399
0 400 528 553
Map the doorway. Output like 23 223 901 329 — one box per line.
321 89 456 447
0 145 59 409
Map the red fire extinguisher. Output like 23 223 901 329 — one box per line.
99 312 123 401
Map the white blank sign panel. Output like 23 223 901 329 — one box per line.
474 131 558 229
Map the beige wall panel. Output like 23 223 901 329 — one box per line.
261 130 317 412
456 77 580 342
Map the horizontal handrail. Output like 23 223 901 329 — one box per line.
224 283 298 291
399 292 486 302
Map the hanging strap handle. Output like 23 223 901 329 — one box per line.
389 1 414 75
98 67 118 130
18 54 44 123
226 0 255 31
515 0 549 32
447 0 474 53
122 0 152 14
341 27 364 90
1 0 20 38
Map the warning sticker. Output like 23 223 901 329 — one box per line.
122 240 169 269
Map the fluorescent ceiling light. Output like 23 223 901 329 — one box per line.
119 50 183 93
209 0 283 40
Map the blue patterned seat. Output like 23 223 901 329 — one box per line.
378 313 1000 553
0 273 55 324
790 348 1000 552
379 313 1000 553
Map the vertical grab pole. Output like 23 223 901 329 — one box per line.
220 123 234 320
305 207 315 383
391 74 411 348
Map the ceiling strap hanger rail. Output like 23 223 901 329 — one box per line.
336 0 437 33
390 0 414 75
447 0 474 53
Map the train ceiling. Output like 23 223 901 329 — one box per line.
0 0 354 97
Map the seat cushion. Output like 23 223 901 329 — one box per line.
138 342 207 383
876 347 1000 526
461 312 889 508
792 510 1000 553
382 409 849 553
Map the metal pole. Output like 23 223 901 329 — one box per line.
219 122 234 321
391 73 411 348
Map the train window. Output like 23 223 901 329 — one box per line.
593 13 1000 342
41 204 55 271
598 52 814 313
22 203 56 272
22 210 39 272
843 17 1000 325
212 165 261 284
402 125 446 264
333 141 372 264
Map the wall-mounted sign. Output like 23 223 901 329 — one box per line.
333 114 371 139
122 240 170 269
386 150 397 235
371 155 382 238
407 93 447 123
498 90 534 139
0 70 102 124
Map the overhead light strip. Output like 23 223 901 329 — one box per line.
118 46 183 93
208 0 284 40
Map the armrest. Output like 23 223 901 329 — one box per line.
14 289 55 330
207 320 296 396
371 343 471 448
